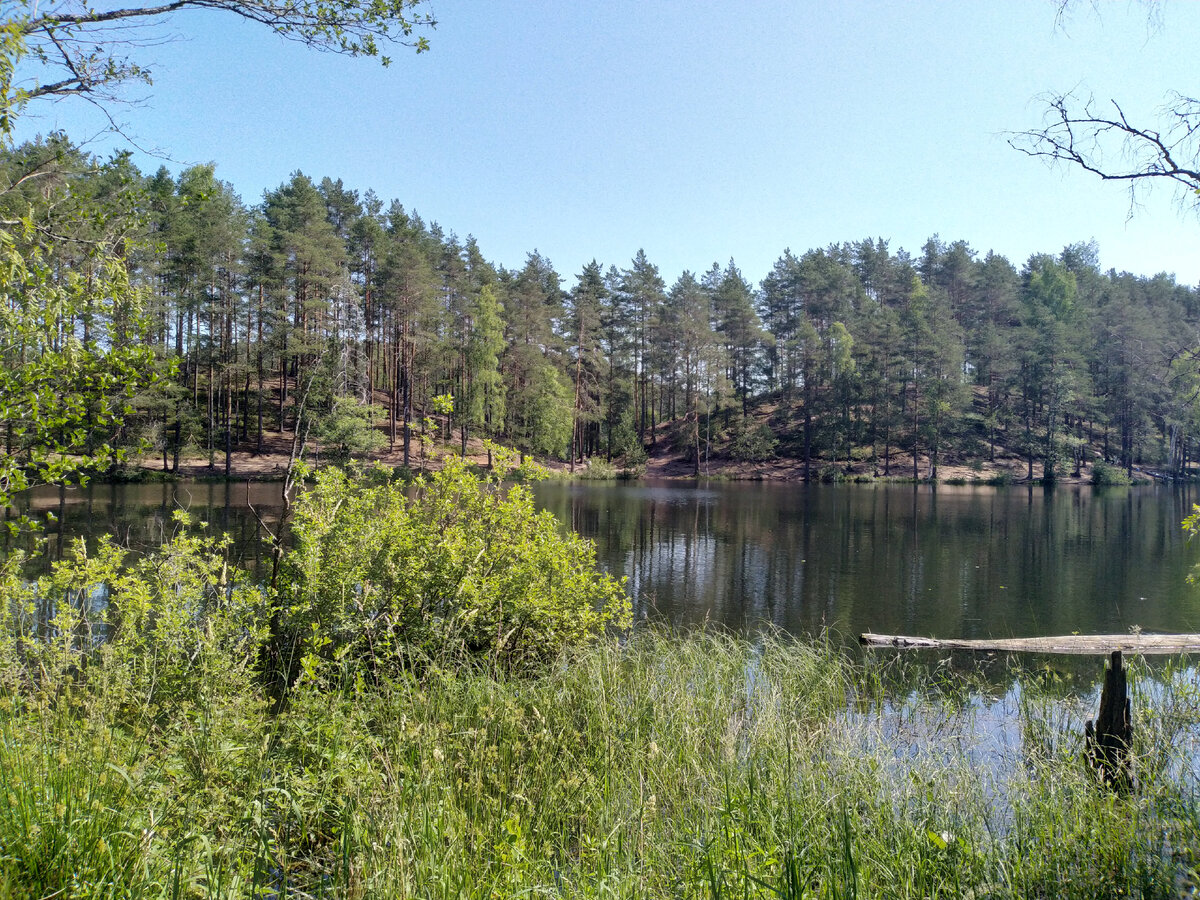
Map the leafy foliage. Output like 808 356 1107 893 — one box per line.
279 451 630 676
0 512 270 718
0 138 162 507
314 395 387 462
1 626 1198 897
729 419 778 462
4 0 435 118
1091 460 1133 486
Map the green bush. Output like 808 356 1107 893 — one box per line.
1091 461 1132 486
315 395 387 463
730 421 777 462
578 457 618 480
818 465 848 483
279 453 631 676
0 514 270 723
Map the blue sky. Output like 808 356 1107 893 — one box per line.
15 1 1200 287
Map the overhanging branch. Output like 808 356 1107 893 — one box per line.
1009 91 1200 214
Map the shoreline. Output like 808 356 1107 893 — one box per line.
123 440 1167 487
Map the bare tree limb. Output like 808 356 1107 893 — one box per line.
1010 91 1200 218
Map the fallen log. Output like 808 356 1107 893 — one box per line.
858 632 1200 655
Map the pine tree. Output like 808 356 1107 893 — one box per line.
616 250 666 443
376 202 437 466
566 261 608 468
712 260 766 420
464 283 506 460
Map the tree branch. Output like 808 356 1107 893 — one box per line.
5 0 435 124
1009 91 1200 215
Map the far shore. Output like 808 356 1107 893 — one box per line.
126 432 1160 487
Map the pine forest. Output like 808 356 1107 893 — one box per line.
5 135 1199 484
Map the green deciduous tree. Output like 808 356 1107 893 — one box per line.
0 132 160 507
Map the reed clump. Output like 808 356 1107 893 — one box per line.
2 623 1199 898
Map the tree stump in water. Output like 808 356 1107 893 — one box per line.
1085 650 1132 791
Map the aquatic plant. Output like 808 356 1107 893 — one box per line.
2 620 1199 897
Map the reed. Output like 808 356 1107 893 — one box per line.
2 629 1198 898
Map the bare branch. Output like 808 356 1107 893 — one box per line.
1009 90 1200 217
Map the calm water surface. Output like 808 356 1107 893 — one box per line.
534 480 1200 641
12 479 1200 642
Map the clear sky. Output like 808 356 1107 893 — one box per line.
14 1 1200 288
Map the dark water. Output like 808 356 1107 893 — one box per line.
532 480 1200 641
11 479 1200 642
9 481 287 575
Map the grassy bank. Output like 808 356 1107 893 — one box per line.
3 629 1199 898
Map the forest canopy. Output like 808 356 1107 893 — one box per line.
1 3 1197 486
1 133 1197 486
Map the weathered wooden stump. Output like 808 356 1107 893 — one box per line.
1085 649 1132 791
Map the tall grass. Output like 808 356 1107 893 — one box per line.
2 629 1199 898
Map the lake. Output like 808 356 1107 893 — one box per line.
12 478 1200 643
536 480 1200 641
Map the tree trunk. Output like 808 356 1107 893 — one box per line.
1085 650 1132 792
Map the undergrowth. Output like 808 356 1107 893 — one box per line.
1 627 1199 898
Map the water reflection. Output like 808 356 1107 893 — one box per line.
534 480 1200 641
9 477 1200 811
8 481 287 577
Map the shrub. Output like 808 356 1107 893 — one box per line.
279 453 630 677
0 513 270 725
818 465 848 483
315 396 387 463
579 457 618 480
1091 461 1132 486
730 421 778 462
620 442 648 476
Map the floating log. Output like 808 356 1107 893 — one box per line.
1085 650 1133 791
858 632 1200 655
